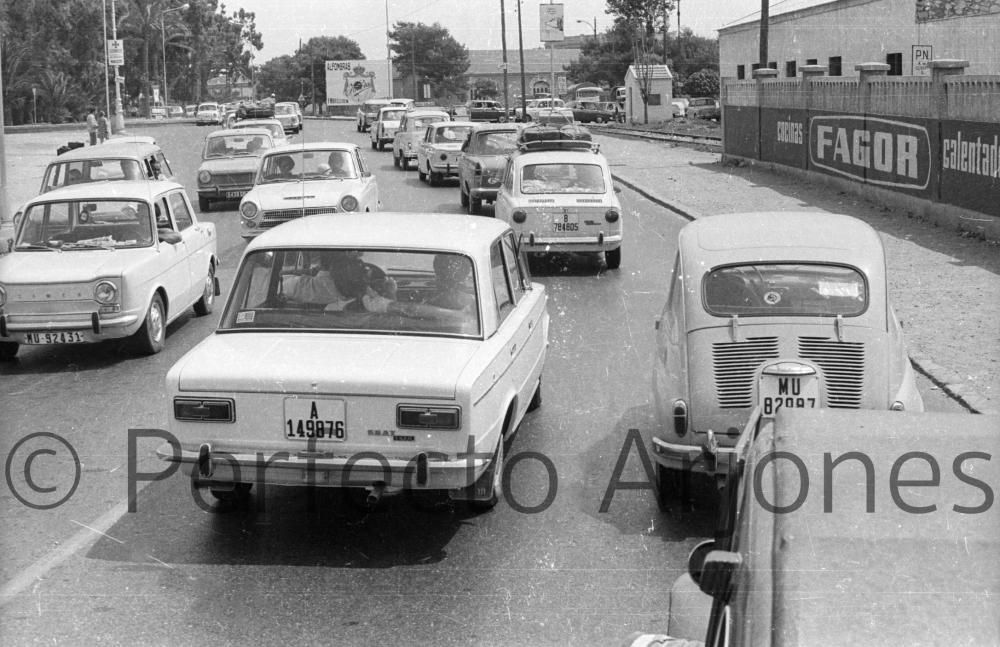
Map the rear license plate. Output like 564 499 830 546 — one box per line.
759 373 819 416
225 190 244 199
551 212 579 232
24 331 87 345
284 398 346 441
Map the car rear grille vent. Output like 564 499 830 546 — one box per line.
798 337 865 408
712 337 780 409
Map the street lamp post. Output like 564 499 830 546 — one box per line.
576 17 597 41
161 3 190 111
105 0 126 132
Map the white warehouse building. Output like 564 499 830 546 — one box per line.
718 0 1000 79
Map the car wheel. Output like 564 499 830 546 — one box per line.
393 151 400 168
131 293 165 355
193 263 216 316
402 156 410 171
208 483 252 503
429 171 441 187
0 341 19 361
418 165 427 182
527 378 542 412
371 139 377 150
460 185 469 207
198 196 211 212
468 195 482 215
656 464 690 512
378 140 385 152
605 247 622 270
470 436 504 511
595 116 605 124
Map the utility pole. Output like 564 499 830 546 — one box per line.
385 0 393 98
500 0 510 114
662 3 667 63
411 30 418 99
516 0 527 118
109 0 125 132
759 0 769 69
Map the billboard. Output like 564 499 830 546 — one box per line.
325 60 392 105
539 4 564 42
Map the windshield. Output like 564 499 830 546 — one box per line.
432 125 473 143
520 163 606 194
204 134 271 158
197 103 217 111
258 149 358 183
42 158 146 191
412 116 447 129
470 131 519 155
381 109 405 121
274 104 295 115
535 112 574 126
222 249 481 338
16 199 153 250
235 122 283 139
703 264 868 317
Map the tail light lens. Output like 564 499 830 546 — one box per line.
512 210 527 223
605 209 620 223
439 153 448 161
340 195 359 211
397 405 461 430
174 398 235 422
673 400 688 437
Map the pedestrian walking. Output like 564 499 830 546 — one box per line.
97 110 110 143
86 107 98 145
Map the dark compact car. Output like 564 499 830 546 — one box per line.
567 100 618 124
625 408 1000 647
464 100 508 123
686 97 721 120
457 123 521 214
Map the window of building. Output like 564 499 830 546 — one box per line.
751 63 761 72
806 58 818 65
647 94 661 106
828 56 842 76
737 65 745 80
886 52 903 75
786 61 797 78
768 61 777 70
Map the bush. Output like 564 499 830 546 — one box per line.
682 70 720 99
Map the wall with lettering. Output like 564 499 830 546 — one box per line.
940 120 1000 215
325 60 392 105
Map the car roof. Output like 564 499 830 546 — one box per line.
513 149 606 163
206 128 272 137
26 179 184 204
471 123 522 133
751 408 1000 646
406 109 450 117
377 105 407 114
679 212 884 267
235 118 282 126
262 141 359 155
246 213 511 254
52 141 162 161
429 120 476 129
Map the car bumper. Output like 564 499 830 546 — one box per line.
520 232 622 253
429 163 460 177
1 311 142 342
469 187 499 201
199 186 252 200
650 433 737 476
157 443 491 490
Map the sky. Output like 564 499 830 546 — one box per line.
234 0 828 63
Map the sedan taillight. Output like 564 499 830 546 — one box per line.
397 405 461 430
174 398 235 422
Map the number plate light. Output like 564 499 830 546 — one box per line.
174 398 235 422
397 406 461 430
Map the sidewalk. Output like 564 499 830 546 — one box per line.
596 132 1000 414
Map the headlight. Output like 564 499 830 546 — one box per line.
340 195 359 212
0 285 6 307
605 209 620 223
512 210 527 224
240 201 259 219
198 170 212 184
94 280 118 304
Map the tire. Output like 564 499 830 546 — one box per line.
393 151 400 168
209 483 252 503
131 293 166 355
0 341 19 361
193 263 216 316
418 165 427 182
378 140 385 152
198 196 211 212
402 156 410 171
371 139 377 150
470 436 504 511
605 247 622 270
527 379 542 412
656 464 690 512
429 171 441 187
460 185 469 207
595 116 605 124
468 195 482 215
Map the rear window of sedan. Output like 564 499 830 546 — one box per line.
703 263 868 317
222 248 481 338
379 109 406 121
17 199 153 249
432 125 473 143
520 163 606 194
469 131 519 155
412 116 448 129
204 134 271 158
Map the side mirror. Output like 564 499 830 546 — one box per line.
686 540 715 586
614 186 622 194
158 229 182 245
13 211 23 229
696 548 741 601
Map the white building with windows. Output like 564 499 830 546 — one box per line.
718 0 1000 79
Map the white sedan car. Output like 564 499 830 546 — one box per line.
231 118 289 147
239 142 380 239
157 213 549 509
0 181 219 360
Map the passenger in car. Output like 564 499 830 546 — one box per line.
426 254 475 311
282 253 347 305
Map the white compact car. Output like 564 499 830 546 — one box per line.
369 105 407 152
415 121 476 186
392 109 451 170
156 212 549 510
196 128 274 212
239 142 380 239
273 102 302 134
0 180 219 359
231 118 289 147
493 126 623 268
195 102 222 126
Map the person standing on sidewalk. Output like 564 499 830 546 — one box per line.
97 110 110 143
86 107 99 145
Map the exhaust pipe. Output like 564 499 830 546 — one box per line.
365 483 386 508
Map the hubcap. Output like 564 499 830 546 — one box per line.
205 272 214 304
150 302 164 341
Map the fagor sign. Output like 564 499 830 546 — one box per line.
810 116 931 190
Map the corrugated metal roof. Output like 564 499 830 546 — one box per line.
626 64 673 80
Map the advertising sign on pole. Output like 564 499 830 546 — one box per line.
912 45 932 76
107 40 125 67
324 60 392 105
539 4 565 42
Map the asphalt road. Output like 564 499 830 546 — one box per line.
0 120 968 645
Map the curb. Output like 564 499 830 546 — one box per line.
611 169 995 416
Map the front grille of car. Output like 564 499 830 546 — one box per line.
211 172 254 187
797 337 865 408
712 337 780 408
260 206 339 229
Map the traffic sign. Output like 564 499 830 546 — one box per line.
107 40 125 67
